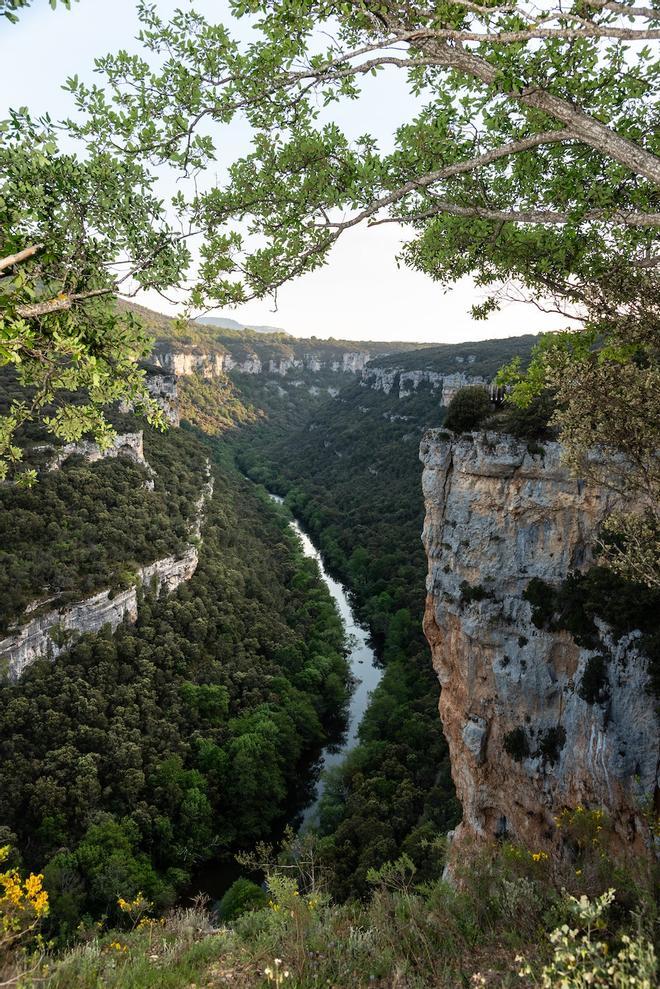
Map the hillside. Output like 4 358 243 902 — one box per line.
366 333 539 377
194 315 289 334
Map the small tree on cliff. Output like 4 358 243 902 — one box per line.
444 386 492 433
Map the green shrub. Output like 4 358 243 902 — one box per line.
460 581 492 605
538 726 566 764
523 577 557 630
488 392 556 442
518 888 657 988
503 727 530 762
217 878 269 921
578 655 611 705
444 387 492 433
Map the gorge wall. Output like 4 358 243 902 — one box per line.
361 367 494 404
420 430 658 859
151 344 371 379
0 464 214 680
151 342 494 407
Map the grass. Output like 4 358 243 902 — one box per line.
6 830 657 989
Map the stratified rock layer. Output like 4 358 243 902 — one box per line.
420 430 658 857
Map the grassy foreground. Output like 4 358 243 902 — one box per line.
3 826 657 989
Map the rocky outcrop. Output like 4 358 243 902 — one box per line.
361 367 491 403
151 347 228 378
152 344 371 381
420 430 658 859
0 467 214 680
38 432 154 485
146 371 180 425
334 351 371 374
225 354 263 374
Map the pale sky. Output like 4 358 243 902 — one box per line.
0 0 568 342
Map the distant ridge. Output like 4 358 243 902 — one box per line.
194 315 290 335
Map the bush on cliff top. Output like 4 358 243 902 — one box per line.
443 386 493 433
4 830 656 989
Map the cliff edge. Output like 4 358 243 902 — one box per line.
420 429 658 859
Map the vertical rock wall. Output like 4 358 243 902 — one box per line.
420 430 658 858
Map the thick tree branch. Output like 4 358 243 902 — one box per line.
400 31 660 185
582 1 659 18
15 287 115 318
365 203 660 227
0 243 43 272
406 25 660 41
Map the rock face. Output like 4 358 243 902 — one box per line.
146 372 180 425
151 347 229 378
152 344 372 380
0 468 214 680
42 432 152 472
361 367 491 403
420 430 658 858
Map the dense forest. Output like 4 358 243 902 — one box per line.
369 333 538 377
0 422 349 938
0 424 205 632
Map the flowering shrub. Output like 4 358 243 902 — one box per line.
116 891 152 930
518 888 656 988
0 845 49 958
264 957 290 985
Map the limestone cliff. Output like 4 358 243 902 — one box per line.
41 431 154 476
420 430 658 858
152 343 371 380
362 367 492 404
0 468 214 679
145 370 180 425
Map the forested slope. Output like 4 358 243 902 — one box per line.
0 421 348 938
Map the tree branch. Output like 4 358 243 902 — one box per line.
0 243 44 272
366 203 660 227
400 31 660 185
406 25 660 42
15 287 115 318
582 1 659 18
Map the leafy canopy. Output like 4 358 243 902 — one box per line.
63 0 659 311
63 0 659 577
1 0 75 24
0 111 190 481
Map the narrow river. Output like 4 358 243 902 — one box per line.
190 492 382 900
268 493 382 827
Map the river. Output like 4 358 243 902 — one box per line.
189 493 382 900
268 493 382 827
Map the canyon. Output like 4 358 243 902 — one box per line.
420 430 658 861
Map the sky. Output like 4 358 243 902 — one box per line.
0 0 569 343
